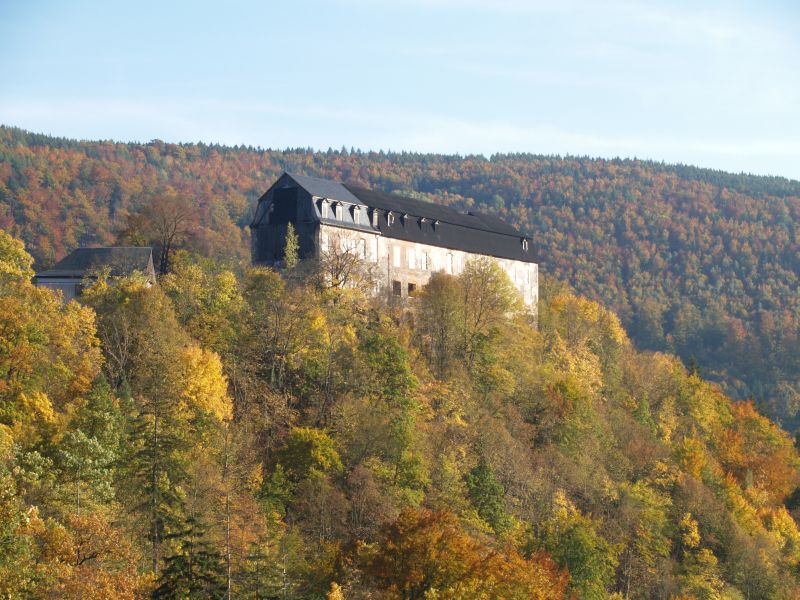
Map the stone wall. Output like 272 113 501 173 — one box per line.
318 223 538 310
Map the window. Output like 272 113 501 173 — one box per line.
387 212 395 226
408 249 416 269
421 252 429 270
522 238 529 251
372 209 379 228
321 200 330 219
408 282 417 296
393 245 401 268
353 206 361 225
446 253 454 274
392 280 402 296
370 237 378 262
357 238 366 259
320 233 329 253
335 203 343 220
339 236 349 252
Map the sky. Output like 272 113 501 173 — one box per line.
1 0 799 179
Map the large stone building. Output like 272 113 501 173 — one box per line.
250 173 538 308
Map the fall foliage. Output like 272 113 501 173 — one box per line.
3 199 800 596
2 126 800 429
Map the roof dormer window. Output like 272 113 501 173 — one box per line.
321 199 330 219
387 211 395 226
352 205 361 224
521 238 529 251
371 209 379 228
335 203 343 220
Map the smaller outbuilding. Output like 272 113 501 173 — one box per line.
33 246 156 301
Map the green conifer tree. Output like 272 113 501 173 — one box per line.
465 457 511 534
284 223 299 270
154 516 227 599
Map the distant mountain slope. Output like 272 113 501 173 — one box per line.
1 125 799 426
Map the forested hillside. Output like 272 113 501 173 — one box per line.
3 227 800 598
1 126 799 427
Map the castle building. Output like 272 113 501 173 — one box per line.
250 173 538 308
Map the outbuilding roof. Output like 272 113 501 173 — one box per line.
35 247 155 279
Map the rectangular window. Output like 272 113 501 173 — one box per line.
335 204 343 220
357 238 366 259
446 253 453 274
392 280 402 296
340 236 349 253
408 249 416 270
321 201 329 219
370 237 378 262
421 252 429 270
408 282 417 296
320 233 329 253
393 246 401 268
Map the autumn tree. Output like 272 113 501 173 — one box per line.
541 491 618 599
417 272 462 378
118 191 197 275
367 508 567 599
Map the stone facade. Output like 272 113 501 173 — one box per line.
318 223 539 307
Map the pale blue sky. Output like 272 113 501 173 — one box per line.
1 1 798 179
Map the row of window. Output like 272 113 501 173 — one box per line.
317 200 531 254
320 233 376 261
391 280 418 297
319 232 534 285
319 232 462 273
392 244 460 274
319 199 443 232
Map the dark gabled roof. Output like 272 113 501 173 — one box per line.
344 184 535 263
344 185 521 236
286 173 362 205
35 247 155 279
260 172 536 263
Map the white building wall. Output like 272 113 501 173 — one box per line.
318 224 538 311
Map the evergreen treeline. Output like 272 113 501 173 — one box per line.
2 227 800 598
1 126 799 427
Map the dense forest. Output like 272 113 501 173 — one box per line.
3 224 800 598
1 126 798 428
